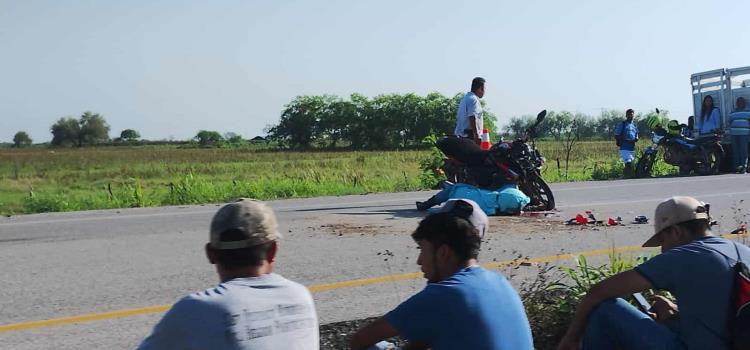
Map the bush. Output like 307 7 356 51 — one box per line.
519 252 660 349
418 134 445 188
590 160 624 180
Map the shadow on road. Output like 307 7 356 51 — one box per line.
293 204 425 218
337 209 425 219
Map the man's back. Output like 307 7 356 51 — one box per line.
454 92 482 138
384 266 533 350
137 273 319 350
635 237 750 349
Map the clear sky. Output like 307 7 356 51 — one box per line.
1 0 749 142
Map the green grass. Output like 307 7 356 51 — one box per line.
0 141 675 215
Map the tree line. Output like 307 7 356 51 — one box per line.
502 109 666 141
9 111 251 148
8 101 665 149
264 93 666 149
265 93 497 149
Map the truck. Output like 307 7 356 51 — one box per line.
691 66 750 137
691 66 750 171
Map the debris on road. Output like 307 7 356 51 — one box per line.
731 224 747 235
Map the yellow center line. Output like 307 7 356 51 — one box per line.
2 234 746 333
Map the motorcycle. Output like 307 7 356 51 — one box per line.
437 110 555 211
635 113 724 177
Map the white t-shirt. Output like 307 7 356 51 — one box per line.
454 91 483 137
137 273 319 350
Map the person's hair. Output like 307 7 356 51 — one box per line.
673 218 711 237
626 108 634 115
211 228 274 269
738 97 746 109
471 77 485 92
701 95 714 121
411 212 481 261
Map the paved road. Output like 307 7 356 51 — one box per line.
1 174 750 349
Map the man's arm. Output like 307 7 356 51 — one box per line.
349 318 430 350
469 116 480 144
557 270 653 350
350 318 399 350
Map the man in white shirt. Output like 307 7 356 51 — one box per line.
137 199 319 350
454 77 486 145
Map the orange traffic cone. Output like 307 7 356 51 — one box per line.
480 128 491 150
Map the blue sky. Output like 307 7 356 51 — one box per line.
1 0 749 142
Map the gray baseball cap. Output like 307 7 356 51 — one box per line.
210 199 282 249
643 196 710 247
435 198 489 238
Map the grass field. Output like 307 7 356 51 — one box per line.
0 141 676 215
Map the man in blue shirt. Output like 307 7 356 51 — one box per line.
350 199 533 350
614 109 639 176
558 196 750 350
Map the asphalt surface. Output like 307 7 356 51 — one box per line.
1 174 750 349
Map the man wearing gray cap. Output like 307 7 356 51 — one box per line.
138 199 319 350
558 196 750 350
350 199 533 350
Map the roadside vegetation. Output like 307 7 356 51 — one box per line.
2 93 680 215
0 140 677 215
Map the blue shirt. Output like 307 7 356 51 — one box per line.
614 121 638 151
384 266 533 350
729 110 750 136
698 108 721 135
635 237 750 350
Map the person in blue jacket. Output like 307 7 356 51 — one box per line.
697 95 721 136
614 109 639 176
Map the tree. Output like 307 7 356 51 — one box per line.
266 95 330 148
78 111 110 145
51 117 81 147
224 132 245 145
595 110 624 140
502 116 536 139
50 112 110 147
12 131 32 148
195 130 224 146
120 129 141 142
559 112 586 179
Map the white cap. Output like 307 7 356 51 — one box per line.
435 199 489 238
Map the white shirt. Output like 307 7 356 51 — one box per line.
454 91 483 137
137 273 319 350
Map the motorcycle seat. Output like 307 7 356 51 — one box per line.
681 136 717 145
436 137 488 167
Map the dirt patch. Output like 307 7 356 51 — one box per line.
488 215 567 235
320 317 404 349
313 223 393 236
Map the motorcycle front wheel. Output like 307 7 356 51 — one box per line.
519 172 555 211
635 151 656 178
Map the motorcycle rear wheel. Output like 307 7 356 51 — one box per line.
697 147 721 175
442 159 465 184
519 172 555 211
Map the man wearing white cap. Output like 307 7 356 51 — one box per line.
138 199 319 350
558 196 750 350
351 199 533 350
